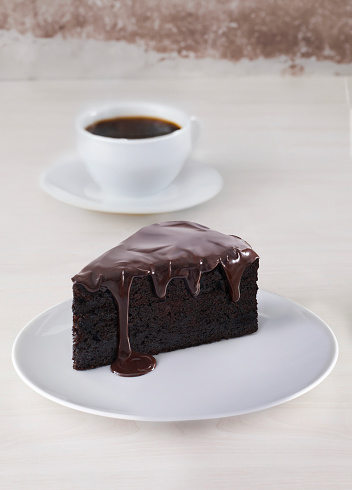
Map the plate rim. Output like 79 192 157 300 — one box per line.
12 290 339 421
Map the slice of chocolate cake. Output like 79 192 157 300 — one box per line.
72 221 259 377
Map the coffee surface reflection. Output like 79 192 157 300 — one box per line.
86 116 181 140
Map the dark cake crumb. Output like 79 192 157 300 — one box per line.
72 261 259 371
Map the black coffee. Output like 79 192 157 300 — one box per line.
86 116 181 139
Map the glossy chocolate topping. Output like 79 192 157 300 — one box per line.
72 221 259 377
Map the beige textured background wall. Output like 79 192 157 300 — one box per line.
1 0 352 78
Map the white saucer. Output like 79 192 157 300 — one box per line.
40 154 223 214
12 290 338 421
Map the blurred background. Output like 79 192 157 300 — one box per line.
1 0 352 79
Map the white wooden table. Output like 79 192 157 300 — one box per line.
1 78 351 489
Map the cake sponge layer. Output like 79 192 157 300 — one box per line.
72 261 259 370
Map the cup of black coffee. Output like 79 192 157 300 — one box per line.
76 102 200 197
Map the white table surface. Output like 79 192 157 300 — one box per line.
1 78 351 489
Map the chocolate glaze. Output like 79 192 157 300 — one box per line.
72 221 259 377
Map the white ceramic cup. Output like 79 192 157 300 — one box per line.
76 102 200 197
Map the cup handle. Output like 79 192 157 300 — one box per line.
190 116 201 146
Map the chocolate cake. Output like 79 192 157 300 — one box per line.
72 221 259 377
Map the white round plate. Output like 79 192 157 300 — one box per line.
12 290 338 421
40 154 223 214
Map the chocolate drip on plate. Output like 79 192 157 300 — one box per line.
72 221 259 377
